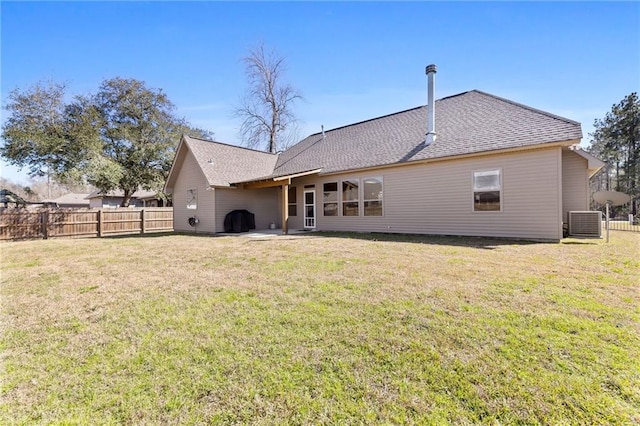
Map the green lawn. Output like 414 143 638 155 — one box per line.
1 231 639 424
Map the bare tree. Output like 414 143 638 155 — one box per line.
236 44 302 153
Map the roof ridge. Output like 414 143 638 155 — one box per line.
302 89 505 137
300 90 579 140
469 90 581 126
306 105 426 137
184 134 279 156
436 90 473 102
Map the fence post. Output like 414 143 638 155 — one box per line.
42 210 49 240
97 209 103 237
141 209 146 234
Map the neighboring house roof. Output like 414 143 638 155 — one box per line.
86 189 159 199
166 90 584 188
44 193 91 206
0 189 27 206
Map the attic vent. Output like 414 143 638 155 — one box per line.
568 211 602 238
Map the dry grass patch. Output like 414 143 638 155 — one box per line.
1 231 639 424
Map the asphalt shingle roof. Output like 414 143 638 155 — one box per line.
183 136 278 187
174 90 582 186
45 193 91 205
86 189 159 199
274 90 582 176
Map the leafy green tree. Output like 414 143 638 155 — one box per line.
0 81 76 198
71 77 209 206
588 92 639 216
2 78 211 207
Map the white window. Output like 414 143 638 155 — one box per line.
186 188 197 210
342 179 360 216
323 182 338 216
473 170 501 211
363 177 383 216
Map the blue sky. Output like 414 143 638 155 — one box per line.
2 1 639 185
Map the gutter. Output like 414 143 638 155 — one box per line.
317 139 582 177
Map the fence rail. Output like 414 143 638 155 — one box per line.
606 218 639 233
0 208 173 241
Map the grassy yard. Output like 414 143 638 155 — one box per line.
1 231 639 424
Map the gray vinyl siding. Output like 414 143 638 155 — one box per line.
215 187 280 232
561 149 589 222
89 197 145 208
89 198 123 208
89 198 104 209
290 147 563 240
172 149 216 233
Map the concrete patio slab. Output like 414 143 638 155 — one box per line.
216 228 315 238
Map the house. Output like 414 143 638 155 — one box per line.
164 66 603 241
43 193 91 208
86 189 165 208
1 189 58 209
0 189 27 208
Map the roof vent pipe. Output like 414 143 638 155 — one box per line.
425 64 437 146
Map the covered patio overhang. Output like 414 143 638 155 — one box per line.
232 169 321 234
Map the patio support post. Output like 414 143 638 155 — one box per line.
42 210 49 240
282 183 289 235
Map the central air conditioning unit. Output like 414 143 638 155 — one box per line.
568 211 602 238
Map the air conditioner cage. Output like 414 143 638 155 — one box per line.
568 211 602 238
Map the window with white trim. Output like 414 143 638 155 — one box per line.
186 188 197 209
363 177 383 216
473 170 501 211
323 182 338 216
342 179 359 216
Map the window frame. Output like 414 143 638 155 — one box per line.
186 188 197 210
363 176 384 216
323 182 338 216
472 169 502 212
341 179 360 216
287 186 297 217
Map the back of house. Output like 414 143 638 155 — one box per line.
165 68 603 241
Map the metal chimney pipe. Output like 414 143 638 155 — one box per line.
425 64 437 145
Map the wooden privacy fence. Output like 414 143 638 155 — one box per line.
0 208 173 241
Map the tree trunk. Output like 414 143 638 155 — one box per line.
269 102 277 153
121 189 132 207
